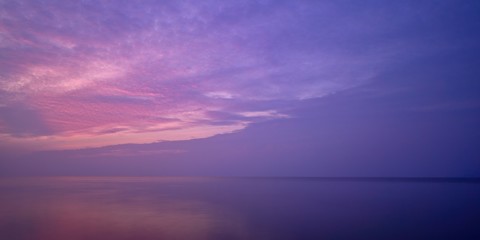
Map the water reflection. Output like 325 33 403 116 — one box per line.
0 177 251 240
0 177 479 240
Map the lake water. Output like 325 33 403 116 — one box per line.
0 177 479 240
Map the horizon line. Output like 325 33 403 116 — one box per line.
1 176 480 183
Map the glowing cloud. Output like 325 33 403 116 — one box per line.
0 1 408 150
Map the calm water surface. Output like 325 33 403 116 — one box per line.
0 177 479 240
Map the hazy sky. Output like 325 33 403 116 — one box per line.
1 0 479 176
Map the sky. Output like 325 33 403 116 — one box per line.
1 0 479 177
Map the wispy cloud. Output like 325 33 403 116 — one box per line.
0 0 430 149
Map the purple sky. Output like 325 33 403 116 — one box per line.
1 0 479 176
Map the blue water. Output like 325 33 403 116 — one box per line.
0 177 479 240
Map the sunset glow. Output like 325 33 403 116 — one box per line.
0 0 479 178
1 1 396 150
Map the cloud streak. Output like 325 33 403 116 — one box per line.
0 0 433 150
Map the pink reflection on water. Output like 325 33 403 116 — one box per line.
0 177 250 240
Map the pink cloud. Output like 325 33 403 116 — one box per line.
0 1 406 150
